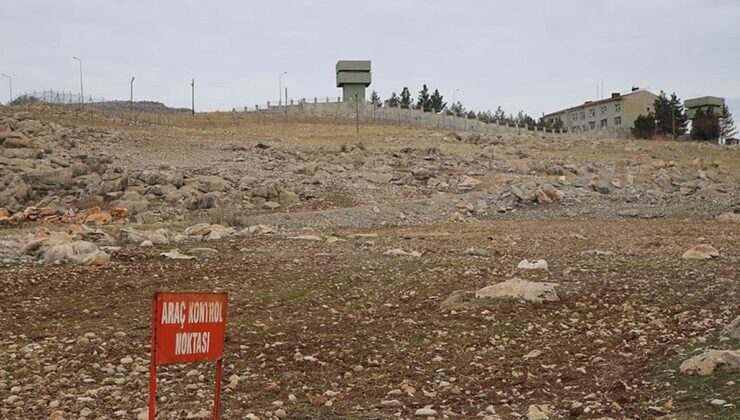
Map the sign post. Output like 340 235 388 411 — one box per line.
149 292 228 419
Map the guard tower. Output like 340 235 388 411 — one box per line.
336 60 371 102
684 96 725 119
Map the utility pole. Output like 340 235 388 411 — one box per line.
452 88 460 130
0 74 11 105
355 92 359 134
72 56 83 106
278 71 287 107
130 77 135 113
191 78 195 116
284 87 288 122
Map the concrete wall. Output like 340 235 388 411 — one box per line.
250 99 568 137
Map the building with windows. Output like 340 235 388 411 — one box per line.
543 88 657 137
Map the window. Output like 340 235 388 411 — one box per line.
614 116 622 126
600 119 607 128
601 106 607 115
615 103 622 112
589 108 596 117
580 111 585 120
582 124 587 131
589 121 596 130
571 126 578 132
571 113 578 121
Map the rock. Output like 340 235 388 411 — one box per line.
298 162 319 175
510 184 527 201
542 184 564 201
99 172 128 194
288 235 323 241
412 168 434 180
534 189 552 204
365 173 393 184
526 404 552 420
716 212 740 223
517 259 549 270
263 201 281 209
458 175 482 190
461 248 490 258
183 223 235 241
721 316 740 340
117 228 172 245
582 249 614 258
679 349 740 375
681 244 720 260
475 278 560 302
414 407 437 416
160 249 196 260
189 247 218 255
384 248 422 257
140 240 154 247
591 178 611 194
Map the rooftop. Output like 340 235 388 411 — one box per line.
544 90 651 118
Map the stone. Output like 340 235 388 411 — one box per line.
526 404 552 420
716 212 740 223
140 240 154 247
288 235 323 241
458 175 482 189
412 168 434 180
721 316 740 340
384 248 422 257
517 259 549 270
542 184 565 201
534 189 552 204
462 248 490 258
681 244 720 260
365 173 393 184
679 349 740 375
475 278 560 302
414 407 437 416
160 249 196 260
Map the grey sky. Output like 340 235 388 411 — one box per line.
2 0 739 116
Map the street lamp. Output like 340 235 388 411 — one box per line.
72 56 84 105
130 77 135 112
452 88 460 116
278 71 287 106
0 74 11 105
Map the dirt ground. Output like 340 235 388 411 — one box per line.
1 108 739 419
1 217 738 419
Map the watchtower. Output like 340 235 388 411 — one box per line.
336 60 371 102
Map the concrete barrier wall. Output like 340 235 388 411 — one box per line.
250 100 569 137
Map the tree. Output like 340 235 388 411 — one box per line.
400 87 412 109
429 89 446 113
477 110 493 123
449 101 465 117
654 91 688 138
369 91 381 107
384 92 399 107
691 108 720 142
466 110 477 119
416 84 431 111
493 106 507 123
632 113 656 139
720 105 738 140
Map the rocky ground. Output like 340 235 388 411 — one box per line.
0 105 739 419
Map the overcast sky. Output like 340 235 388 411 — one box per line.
2 0 739 116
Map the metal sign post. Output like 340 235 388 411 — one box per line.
149 292 228 420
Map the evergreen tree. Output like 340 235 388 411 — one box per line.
720 105 738 140
691 108 720 142
493 106 506 123
466 110 477 119
477 111 493 123
384 92 399 107
632 113 656 139
369 90 381 107
416 84 431 111
449 101 465 117
654 91 688 138
429 89 446 113
400 87 411 109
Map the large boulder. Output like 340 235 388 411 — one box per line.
183 223 236 241
680 349 740 376
116 227 174 245
99 172 128 194
475 278 559 302
681 244 720 260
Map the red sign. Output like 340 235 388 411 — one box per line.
149 292 228 419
